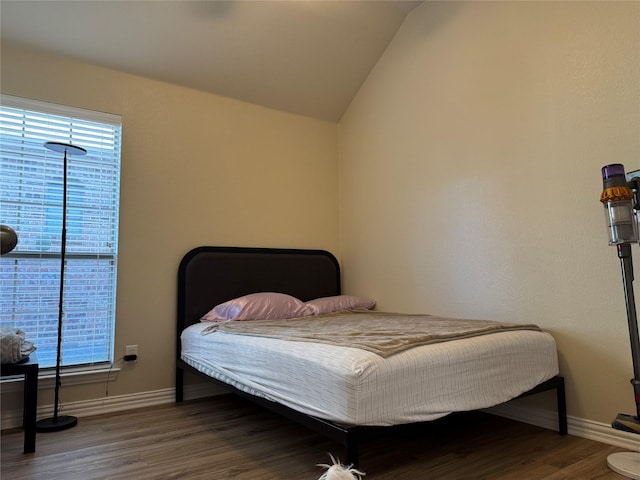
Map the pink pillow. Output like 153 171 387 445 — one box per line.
201 292 314 322
305 295 376 315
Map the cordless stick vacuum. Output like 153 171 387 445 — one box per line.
600 164 640 479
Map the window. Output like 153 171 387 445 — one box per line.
0 95 121 369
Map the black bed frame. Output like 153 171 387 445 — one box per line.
175 246 568 467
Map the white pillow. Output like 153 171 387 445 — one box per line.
305 295 376 315
201 292 314 322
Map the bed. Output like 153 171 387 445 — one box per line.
176 246 567 467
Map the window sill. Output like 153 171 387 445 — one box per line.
0 365 120 393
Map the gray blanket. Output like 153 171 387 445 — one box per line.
203 310 541 357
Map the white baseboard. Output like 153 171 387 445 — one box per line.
2 385 638 452
0 383 222 430
487 403 640 452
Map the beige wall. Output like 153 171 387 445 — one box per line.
339 1 640 425
1 44 339 409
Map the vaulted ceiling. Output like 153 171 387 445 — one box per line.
1 1 422 121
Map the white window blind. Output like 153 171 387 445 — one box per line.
0 95 121 368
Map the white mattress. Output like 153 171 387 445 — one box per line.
181 321 559 426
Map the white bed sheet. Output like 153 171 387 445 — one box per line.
181 322 559 426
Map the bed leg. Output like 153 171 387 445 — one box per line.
176 366 184 402
556 376 568 435
345 434 360 469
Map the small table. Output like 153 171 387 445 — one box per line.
1 355 38 453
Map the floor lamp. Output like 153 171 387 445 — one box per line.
36 141 87 433
600 164 640 479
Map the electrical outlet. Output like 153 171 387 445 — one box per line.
125 344 138 357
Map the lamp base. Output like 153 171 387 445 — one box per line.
36 415 77 432
608 452 640 480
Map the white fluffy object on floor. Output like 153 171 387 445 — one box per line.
317 454 365 480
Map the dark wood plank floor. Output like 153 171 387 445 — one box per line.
1 395 629 479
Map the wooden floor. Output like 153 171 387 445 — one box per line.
1 395 629 479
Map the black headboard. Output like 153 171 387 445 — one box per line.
177 246 341 334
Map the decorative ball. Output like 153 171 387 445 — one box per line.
0 225 18 254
